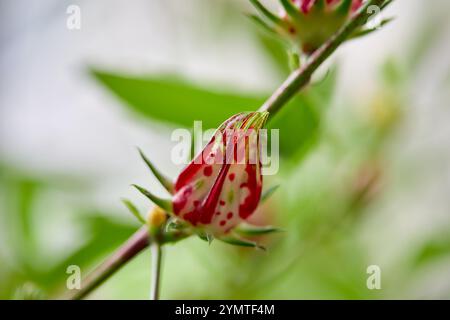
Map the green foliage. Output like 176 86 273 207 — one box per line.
2 0 449 301
412 234 450 268
42 213 136 289
0 165 136 298
91 70 264 129
91 64 335 161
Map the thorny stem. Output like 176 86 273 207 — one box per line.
65 0 386 300
150 243 163 300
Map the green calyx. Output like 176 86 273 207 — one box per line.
280 0 354 54
249 0 393 56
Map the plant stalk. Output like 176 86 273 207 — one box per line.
259 0 385 117
65 0 386 300
150 243 163 300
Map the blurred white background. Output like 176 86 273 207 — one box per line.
1 0 450 298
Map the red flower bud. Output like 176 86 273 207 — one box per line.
172 112 269 235
291 0 363 15
250 0 373 56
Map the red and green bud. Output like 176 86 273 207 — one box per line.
173 112 269 235
133 112 279 248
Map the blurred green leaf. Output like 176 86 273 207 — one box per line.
412 235 450 268
268 97 320 159
381 58 404 85
91 69 265 129
14 179 40 263
92 67 335 160
0 168 45 270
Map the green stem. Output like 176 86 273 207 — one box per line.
64 0 386 300
150 243 163 300
259 0 385 117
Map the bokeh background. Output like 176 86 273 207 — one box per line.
1 0 450 299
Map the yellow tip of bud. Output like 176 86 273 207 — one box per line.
147 206 167 229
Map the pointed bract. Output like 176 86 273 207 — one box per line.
249 0 284 26
350 17 394 39
234 223 283 236
280 0 303 21
122 198 146 224
247 14 277 34
132 184 172 212
219 235 266 251
248 0 390 55
138 147 174 194
260 184 280 203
